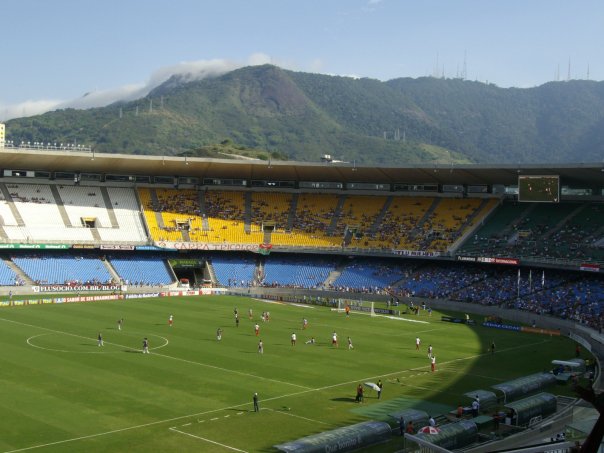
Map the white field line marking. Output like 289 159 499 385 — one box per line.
169 427 248 453
1 315 310 391
149 350 311 390
384 315 429 324
1 332 551 453
26 334 107 354
0 317 169 352
261 407 332 426
25 332 170 353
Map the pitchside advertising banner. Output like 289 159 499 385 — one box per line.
0 243 70 249
0 289 226 308
155 241 266 253
392 250 440 257
457 256 520 265
32 284 125 293
482 321 560 336
579 263 600 272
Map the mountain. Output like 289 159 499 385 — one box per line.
5 65 604 164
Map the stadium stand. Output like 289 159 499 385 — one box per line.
12 255 113 285
331 259 414 292
460 201 604 262
260 255 338 288
108 255 174 286
0 259 19 286
209 253 258 287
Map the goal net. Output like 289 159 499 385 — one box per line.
336 299 376 316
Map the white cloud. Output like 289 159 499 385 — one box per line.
0 55 281 121
0 99 63 122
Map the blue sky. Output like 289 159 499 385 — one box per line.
2 0 603 120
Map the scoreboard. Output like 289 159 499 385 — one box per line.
518 175 560 202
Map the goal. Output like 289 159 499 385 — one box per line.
336 299 376 317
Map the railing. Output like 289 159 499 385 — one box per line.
1 143 92 152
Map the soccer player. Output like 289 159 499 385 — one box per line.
332 331 338 347
291 332 297 346
427 344 433 359
117 318 123 331
253 392 259 412
348 336 354 350
248 308 253 320
416 337 421 350
302 318 308 329
254 323 260 336
345 305 350 317
235 313 240 328
168 314 173 327
431 355 436 372
258 339 264 354
305 337 316 345
217 327 222 341
490 340 496 354
143 337 149 354
377 380 383 399
97 332 103 347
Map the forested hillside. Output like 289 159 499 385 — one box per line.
6 65 604 164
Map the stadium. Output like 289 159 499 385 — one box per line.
0 143 602 453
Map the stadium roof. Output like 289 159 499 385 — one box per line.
1 148 603 186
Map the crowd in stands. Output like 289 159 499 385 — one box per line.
260 255 338 289
329 259 414 293
461 202 604 263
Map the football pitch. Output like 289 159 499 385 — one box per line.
0 294 578 452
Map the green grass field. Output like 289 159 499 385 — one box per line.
0 295 580 452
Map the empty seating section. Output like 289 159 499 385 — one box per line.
261 255 337 288
273 194 340 247
365 197 432 249
250 192 292 231
0 184 147 244
0 192 19 226
331 260 412 291
210 254 257 287
0 260 18 285
4 184 92 242
109 256 174 285
58 186 111 228
12 255 113 285
99 188 148 242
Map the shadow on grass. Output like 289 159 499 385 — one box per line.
331 397 356 402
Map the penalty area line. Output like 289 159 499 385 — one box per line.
169 427 248 452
